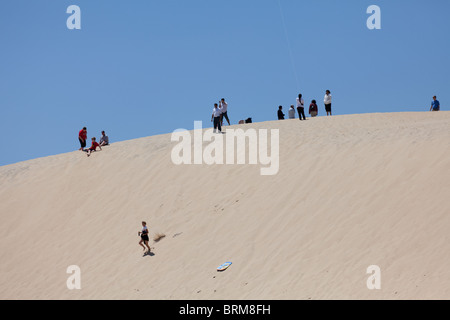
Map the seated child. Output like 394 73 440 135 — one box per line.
87 137 102 157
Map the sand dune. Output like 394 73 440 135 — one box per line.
1 111 450 300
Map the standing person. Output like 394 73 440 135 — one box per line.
277 106 285 120
324 90 332 116
296 94 306 120
99 131 109 146
288 105 296 119
86 137 102 157
430 96 440 111
78 127 87 151
219 98 231 126
211 103 223 133
309 100 318 117
138 221 151 254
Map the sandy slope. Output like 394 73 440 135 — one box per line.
1 112 450 300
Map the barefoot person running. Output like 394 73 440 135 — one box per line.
138 221 151 254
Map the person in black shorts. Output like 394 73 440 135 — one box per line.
296 94 306 120
78 127 87 151
138 221 151 254
324 90 332 116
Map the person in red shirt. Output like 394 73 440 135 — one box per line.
309 100 318 117
78 127 87 151
86 137 102 157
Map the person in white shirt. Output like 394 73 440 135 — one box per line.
219 98 231 126
324 90 332 116
296 93 306 120
138 221 151 254
288 105 296 119
211 103 223 133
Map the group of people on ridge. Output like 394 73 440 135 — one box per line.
278 90 332 120
78 127 109 157
77 93 441 159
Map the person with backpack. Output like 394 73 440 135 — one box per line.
309 100 318 117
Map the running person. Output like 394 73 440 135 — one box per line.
138 221 151 254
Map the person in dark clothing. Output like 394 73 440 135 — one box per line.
277 106 285 120
138 221 151 254
219 98 231 126
309 100 318 117
296 94 306 120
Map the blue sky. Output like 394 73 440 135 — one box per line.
0 0 449 166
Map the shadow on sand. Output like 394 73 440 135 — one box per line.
143 251 155 257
